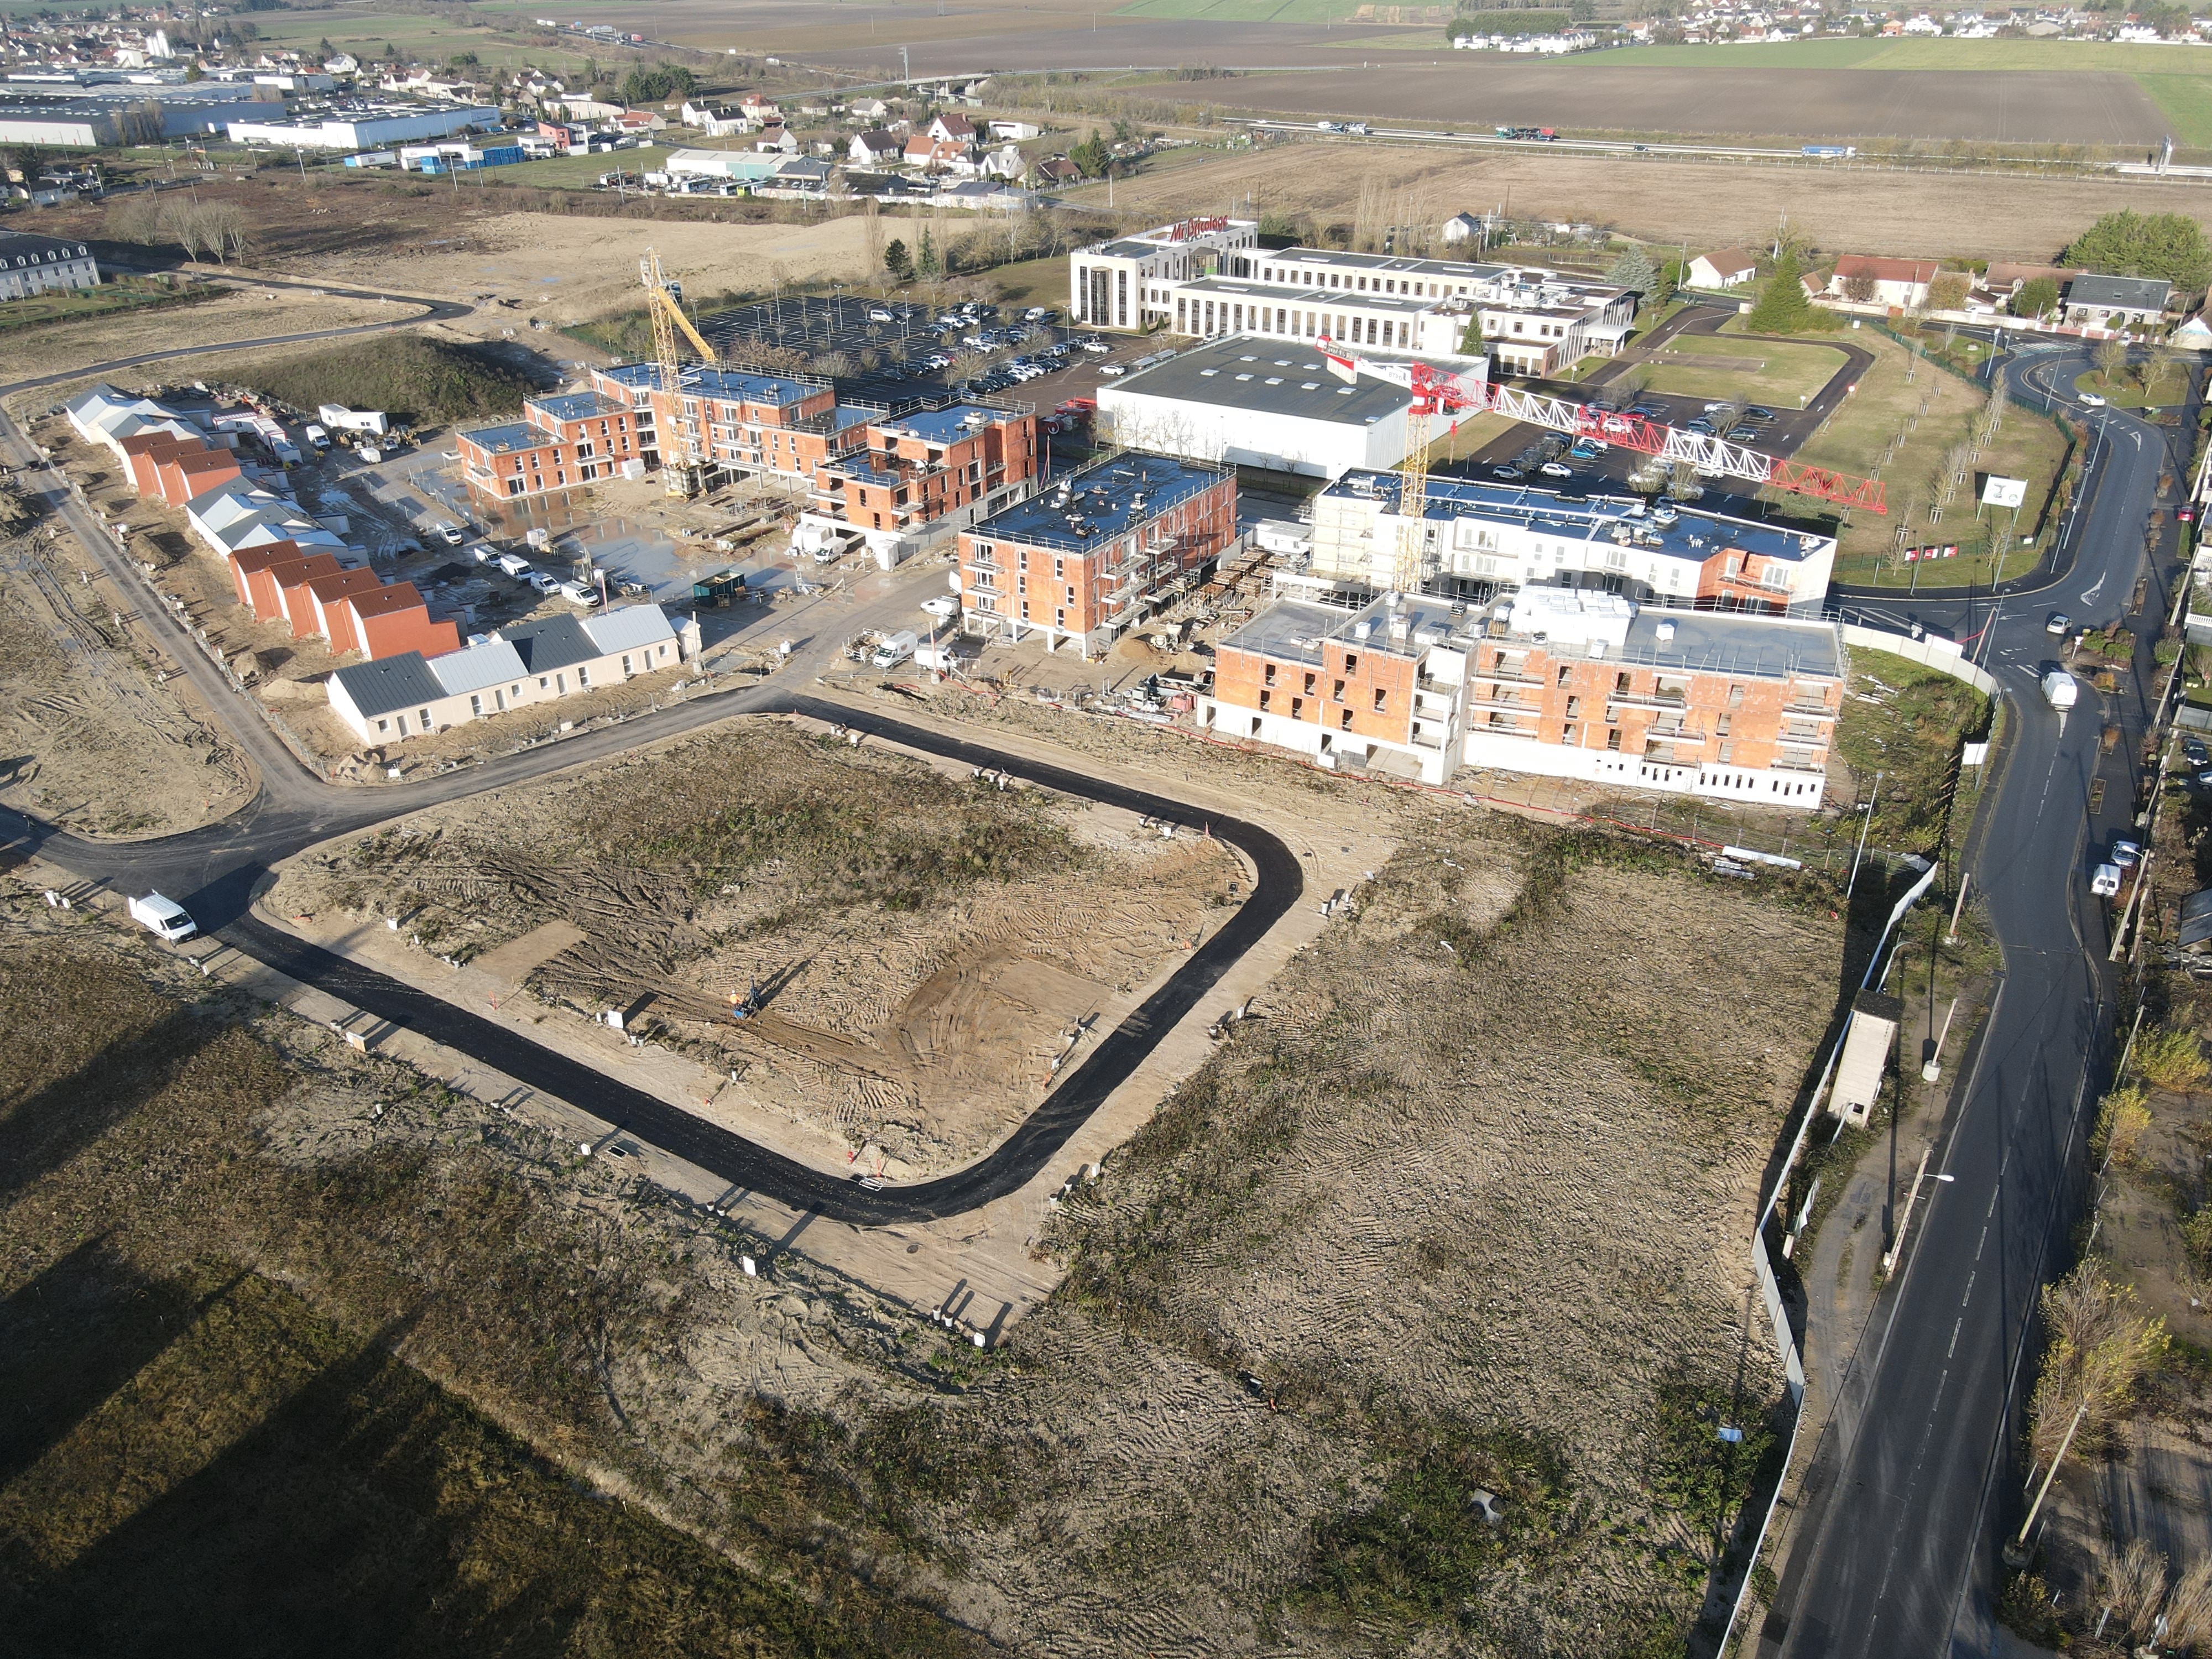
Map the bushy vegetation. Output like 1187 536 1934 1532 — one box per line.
2063 208 2212 291
2136 1024 2210 1092
235 334 534 426
1834 650 1990 851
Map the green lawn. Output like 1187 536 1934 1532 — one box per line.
1595 36 2212 71
986 253 1072 310
0 278 213 335
2075 364 2193 409
2138 72 2212 145
1633 331 1849 407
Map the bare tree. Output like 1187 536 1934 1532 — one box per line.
2094 332 2128 387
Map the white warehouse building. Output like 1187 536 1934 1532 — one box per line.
1098 336 1442 478
226 104 503 149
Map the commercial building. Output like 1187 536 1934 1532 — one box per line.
957 452 1237 656
0 77 269 145
1070 216 1259 331
225 105 503 149
1097 337 1416 479
1201 586 1842 800
1072 220 1636 376
325 603 697 744
1303 472 1837 613
0 229 97 300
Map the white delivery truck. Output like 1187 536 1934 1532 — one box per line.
2042 669 2078 710
871 629 918 669
128 892 197 941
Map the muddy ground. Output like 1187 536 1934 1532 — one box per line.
270 720 1246 1173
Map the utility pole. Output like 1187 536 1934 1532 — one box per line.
2007 1400 2091 1566
1846 771 1882 898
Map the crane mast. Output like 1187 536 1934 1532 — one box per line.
639 247 720 498
1319 337 1884 594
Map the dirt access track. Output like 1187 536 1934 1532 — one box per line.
193 692 1305 1226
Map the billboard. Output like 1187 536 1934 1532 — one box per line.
1981 475 2028 509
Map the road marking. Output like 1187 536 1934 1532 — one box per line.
1948 1317 1963 1358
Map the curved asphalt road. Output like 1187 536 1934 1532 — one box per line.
1766 342 2185 1656
0 373 1304 1227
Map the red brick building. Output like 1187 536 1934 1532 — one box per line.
958 452 1237 657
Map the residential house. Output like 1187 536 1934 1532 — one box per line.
325 604 697 744
849 96 891 121
1687 246 1758 289
1816 255 1940 309
989 119 1041 140
0 229 98 300
2064 273 2172 331
849 128 904 166
926 111 977 145
1441 212 1484 245
1033 155 1081 186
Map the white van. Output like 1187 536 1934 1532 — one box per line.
128 892 197 941
2091 863 2122 898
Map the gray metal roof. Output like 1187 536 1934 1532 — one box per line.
2068 273 2171 311
1107 337 1411 427
2182 888 2212 952
494 614 599 675
1620 610 1842 680
429 638 526 698
332 651 446 719
583 602 676 655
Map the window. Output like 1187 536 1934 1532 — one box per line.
1555 664 1571 687
417 708 431 729
1564 695 1580 718
1303 672 1317 696
577 666 589 688
1290 696 1305 719
1716 712 1732 736
375 718 389 734
1615 671 1631 693
1606 728 1621 752
1372 687 1387 713
1332 678 1346 703
1727 684 1746 707
469 694 483 716
1340 708 1354 731
622 654 633 676
1264 662 1276 686
538 676 549 689
1344 652 1358 674
1259 688 1271 711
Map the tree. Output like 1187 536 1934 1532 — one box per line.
1458 310 1484 356
1605 244 1657 299
916 227 938 279
2013 274 2059 321
883 237 912 281
1745 245 1813 333
2064 208 2212 292
1842 272 1877 304
1927 270 1970 312
2095 332 2128 385
1069 129 1111 177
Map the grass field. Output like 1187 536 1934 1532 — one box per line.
0 278 213 335
1595 37 2212 72
1637 331 1849 407
2138 71 2212 144
2076 363 2193 409
1112 0 1382 18
238 9 601 78
1790 326 2069 587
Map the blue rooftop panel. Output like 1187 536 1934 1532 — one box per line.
977 452 1224 555
878 403 1016 446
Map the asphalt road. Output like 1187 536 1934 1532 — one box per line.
1765 343 2189 1656
0 379 1304 1228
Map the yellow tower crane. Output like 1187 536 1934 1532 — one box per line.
639 247 721 499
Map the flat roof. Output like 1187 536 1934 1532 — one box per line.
1224 592 1467 667
1614 609 1842 679
529 389 628 422
877 402 1016 445
1323 469 1835 565
1178 274 1434 314
459 420 554 455
975 452 1225 555
1105 337 1412 427
1261 248 1513 282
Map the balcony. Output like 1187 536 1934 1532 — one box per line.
1606 687 1689 712
1773 755 1828 775
1783 701 1839 721
1779 722 1829 744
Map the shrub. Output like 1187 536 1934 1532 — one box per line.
2138 1025 2210 1092
2092 1082 2152 1167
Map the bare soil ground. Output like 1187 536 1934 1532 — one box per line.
1 736 1848 1655
0 520 251 839
269 720 1245 1173
1077 142 2212 262
1 286 400 388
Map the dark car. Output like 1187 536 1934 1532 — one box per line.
1743 405 1777 421
1725 425 1761 442
1684 417 1716 436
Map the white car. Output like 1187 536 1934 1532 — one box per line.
2091 863 2123 898
1539 461 1573 478
920 595 958 619
526 571 562 595
1100 362 1127 377
2079 391 2107 408
869 308 894 322
436 525 465 546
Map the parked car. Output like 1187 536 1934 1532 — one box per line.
526 571 561 595
920 595 958 619
128 892 197 942
1569 441 1603 460
2111 837 2143 868
2091 863 2123 898
2185 736 2209 766
1491 465 1524 481
1725 425 1761 442
557 580 599 607
469 543 500 564
1743 406 1776 421
1539 461 1573 478
1684 417 1716 435
494 552 534 578
436 524 465 546
868 307 894 322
